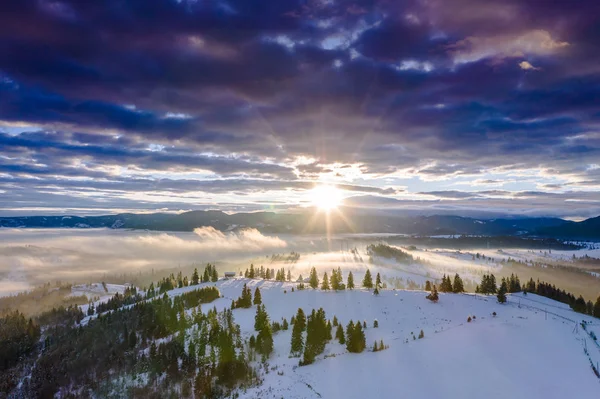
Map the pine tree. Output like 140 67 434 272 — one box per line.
345 320 355 352
321 272 330 290
374 285 380 295
309 267 319 289
337 267 345 290
265 268 271 280
249 264 255 279
347 271 355 289
256 323 274 359
192 268 200 285
287 269 292 282
497 278 508 303
373 340 378 352
453 273 464 293
373 319 378 328
363 269 373 289
594 296 600 318
211 266 218 282
418 329 424 339
290 311 305 356
330 269 339 290
335 324 345 344
254 304 268 331
375 272 382 289
425 280 432 291
253 287 262 306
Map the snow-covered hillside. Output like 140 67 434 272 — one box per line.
152 278 600 398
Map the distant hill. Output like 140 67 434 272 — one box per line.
1 210 598 239
536 216 600 240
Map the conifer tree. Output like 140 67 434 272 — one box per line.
363 269 373 289
376 272 382 289
330 268 339 290
373 319 378 328
249 264 255 279
425 280 432 291
497 278 508 303
374 285 380 295
309 267 319 289
453 273 465 293
594 296 600 318
253 287 262 306
287 269 292 282
418 329 424 339
192 268 200 285
290 311 305 356
321 272 330 290
335 324 345 344
373 340 378 352
265 268 271 280
347 271 355 289
254 304 268 331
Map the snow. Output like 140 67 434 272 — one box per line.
158 278 600 398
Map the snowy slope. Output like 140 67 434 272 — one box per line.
159 278 600 398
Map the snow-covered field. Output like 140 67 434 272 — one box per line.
151 278 600 398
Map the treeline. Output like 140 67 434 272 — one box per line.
367 243 416 264
0 311 41 393
243 264 291 281
12 286 253 398
94 286 142 314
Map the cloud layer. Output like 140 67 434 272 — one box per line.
1 0 599 217
0 227 287 294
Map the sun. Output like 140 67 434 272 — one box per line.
310 185 343 211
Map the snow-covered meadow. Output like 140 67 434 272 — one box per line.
135 277 600 398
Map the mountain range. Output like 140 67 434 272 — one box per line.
1 209 598 240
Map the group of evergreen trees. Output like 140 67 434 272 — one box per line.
6 285 260 398
308 267 357 291
253 304 274 360
300 308 331 365
438 274 465 293
475 274 497 294
232 284 253 309
146 264 218 300
345 320 367 353
243 264 291 282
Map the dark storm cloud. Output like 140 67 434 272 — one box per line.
0 0 599 216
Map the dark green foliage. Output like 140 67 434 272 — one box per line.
253 287 262 306
96 286 142 313
234 284 253 309
290 309 305 356
321 273 330 290
309 267 319 289
477 274 497 294
300 308 329 365
0 311 40 373
439 274 453 293
254 304 268 332
345 320 366 353
375 273 382 289
362 269 373 289
594 296 600 318
366 244 414 264
191 268 200 285
453 274 464 293
373 319 378 328
507 273 521 293
347 272 355 289
425 280 432 291
497 278 508 303
335 324 345 345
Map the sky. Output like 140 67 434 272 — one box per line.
0 0 599 219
